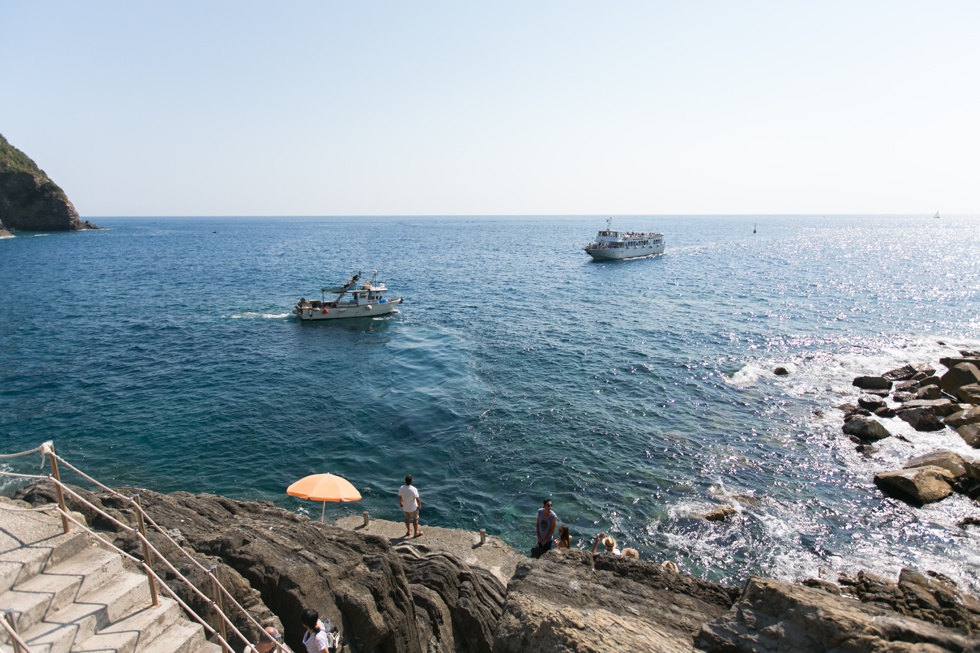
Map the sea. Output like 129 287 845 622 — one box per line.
2 215 979 593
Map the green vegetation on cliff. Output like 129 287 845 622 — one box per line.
0 133 89 232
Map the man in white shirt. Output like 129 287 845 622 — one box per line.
398 474 422 538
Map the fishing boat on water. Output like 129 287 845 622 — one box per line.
584 218 665 260
293 270 403 320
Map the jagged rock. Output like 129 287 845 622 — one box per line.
16 483 504 653
494 550 738 653
858 394 886 411
897 407 947 431
853 376 893 391
697 576 978 652
773 366 789 376
958 423 980 448
899 398 960 416
701 506 737 522
0 134 96 231
874 406 897 418
916 384 944 400
883 363 936 381
893 391 915 403
955 383 980 405
843 415 892 441
839 569 980 633
874 466 955 505
939 363 980 396
904 450 970 479
939 357 980 370
918 375 942 389
945 406 980 429
839 403 872 419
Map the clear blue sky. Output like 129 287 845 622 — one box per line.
3 1 977 216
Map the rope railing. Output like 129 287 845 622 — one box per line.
49 454 282 652
0 442 291 653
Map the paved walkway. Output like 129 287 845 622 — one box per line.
333 515 525 586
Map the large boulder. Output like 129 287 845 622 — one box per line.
697 576 979 652
874 466 955 505
493 550 738 653
958 423 980 448
857 394 886 411
843 416 892 441
897 407 947 432
955 384 980 405
945 406 980 429
882 363 936 381
853 376 893 391
904 450 969 479
939 363 980 396
899 398 960 416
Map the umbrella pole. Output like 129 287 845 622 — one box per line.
321 501 326 523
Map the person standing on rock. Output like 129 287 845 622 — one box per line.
398 474 422 538
536 498 558 553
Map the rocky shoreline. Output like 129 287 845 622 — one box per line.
837 350 980 513
13 481 980 652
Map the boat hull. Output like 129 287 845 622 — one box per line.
294 298 403 320
585 244 665 260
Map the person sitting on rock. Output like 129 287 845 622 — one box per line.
592 532 621 556
555 525 572 549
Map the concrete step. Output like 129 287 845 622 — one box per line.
137 618 215 653
72 598 185 653
0 529 91 594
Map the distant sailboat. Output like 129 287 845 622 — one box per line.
933 211 940 219
753 222 757 234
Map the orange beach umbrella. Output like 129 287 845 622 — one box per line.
287 473 362 522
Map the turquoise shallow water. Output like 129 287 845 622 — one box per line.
2 215 979 591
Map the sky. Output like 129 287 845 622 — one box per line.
2 1 978 217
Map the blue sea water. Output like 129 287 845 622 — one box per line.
2 215 979 592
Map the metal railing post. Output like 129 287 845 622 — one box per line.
209 565 229 653
133 494 159 607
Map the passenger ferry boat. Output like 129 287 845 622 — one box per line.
293 270 403 320
584 218 665 260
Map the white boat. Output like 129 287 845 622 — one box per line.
584 218 665 260
294 270 403 321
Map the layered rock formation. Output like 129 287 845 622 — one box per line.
0 133 98 232
13 483 980 653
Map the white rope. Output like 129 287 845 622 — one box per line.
50 477 259 650
53 454 282 649
0 444 45 460
4 444 283 653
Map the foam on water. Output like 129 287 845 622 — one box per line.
2 215 979 592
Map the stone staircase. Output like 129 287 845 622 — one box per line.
0 504 222 653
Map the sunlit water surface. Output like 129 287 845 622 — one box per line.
2 215 979 592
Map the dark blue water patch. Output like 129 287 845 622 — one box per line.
2 215 979 592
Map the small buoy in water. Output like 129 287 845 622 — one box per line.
364 304 372 310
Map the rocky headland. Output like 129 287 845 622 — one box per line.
13 482 980 653
0 133 99 234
